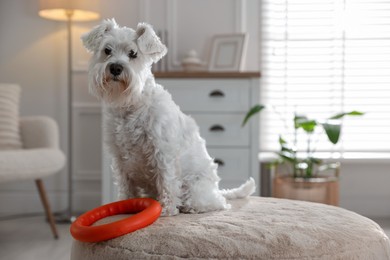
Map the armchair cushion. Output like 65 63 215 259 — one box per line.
0 148 65 183
20 116 60 149
0 116 65 183
0 84 22 150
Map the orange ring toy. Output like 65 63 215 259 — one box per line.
70 198 162 243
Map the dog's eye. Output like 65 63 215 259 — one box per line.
104 48 112 55
128 50 137 59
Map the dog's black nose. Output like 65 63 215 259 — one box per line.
110 63 123 76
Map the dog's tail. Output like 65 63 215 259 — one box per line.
220 177 256 200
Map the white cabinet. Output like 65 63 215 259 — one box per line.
157 72 260 192
102 72 261 203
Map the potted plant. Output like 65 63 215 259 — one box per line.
242 105 363 205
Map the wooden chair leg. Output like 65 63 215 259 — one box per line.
35 179 59 239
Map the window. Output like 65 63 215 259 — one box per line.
260 0 390 156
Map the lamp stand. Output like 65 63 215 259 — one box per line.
55 11 76 223
39 1 100 224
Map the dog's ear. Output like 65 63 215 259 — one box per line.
136 23 167 63
81 18 118 52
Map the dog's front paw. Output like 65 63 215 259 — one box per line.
161 206 179 217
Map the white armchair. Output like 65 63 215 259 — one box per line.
0 117 65 180
0 115 65 238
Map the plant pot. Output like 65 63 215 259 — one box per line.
272 175 339 206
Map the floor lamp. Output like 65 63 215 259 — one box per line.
39 0 100 222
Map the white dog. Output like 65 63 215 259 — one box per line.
82 19 255 216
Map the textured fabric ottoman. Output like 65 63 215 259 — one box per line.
71 197 390 259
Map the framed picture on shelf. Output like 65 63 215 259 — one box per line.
208 33 248 72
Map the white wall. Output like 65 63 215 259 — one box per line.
340 162 390 217
0 0 389 218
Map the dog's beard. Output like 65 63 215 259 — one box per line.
89 63 141 106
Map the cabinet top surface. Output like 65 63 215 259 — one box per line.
153 71 261 79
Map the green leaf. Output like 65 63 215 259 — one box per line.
298 122 317 133
329 111 364 120
294 115 317 132
279 136 287 145
322 123 341 144
308 157 322 165
278 136 297 154
294 115 307 129
276 151 296 163
242 104 265 127
299 120 317 133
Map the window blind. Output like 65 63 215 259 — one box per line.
260 0 390 155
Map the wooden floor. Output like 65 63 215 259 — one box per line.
0 215 389 260
0 215 72 260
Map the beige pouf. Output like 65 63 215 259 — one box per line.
71 197 390 259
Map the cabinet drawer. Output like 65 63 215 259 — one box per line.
159 79 250 112
208 148 250 189
192 114 249 147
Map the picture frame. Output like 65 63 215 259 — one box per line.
208 33 248 72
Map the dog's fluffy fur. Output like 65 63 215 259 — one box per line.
82 19 255 216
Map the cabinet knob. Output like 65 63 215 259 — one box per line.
209 90 225 97
209 125 225 132
214 158 225 167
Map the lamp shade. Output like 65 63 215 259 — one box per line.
39 0 100 21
